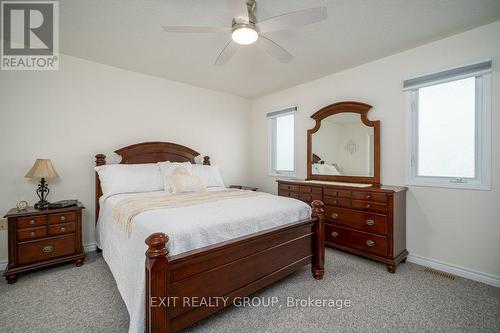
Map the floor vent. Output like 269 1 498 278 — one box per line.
424 267 456 280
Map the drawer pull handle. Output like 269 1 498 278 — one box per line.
288 186 291 190
333 192 338 196
308 196 312 200
29 220 35 225
60 227 66 232
366 204 371 209
331 213 339 219
60 216 66 221
42 245 54 253
333 200 338 204
366 194 371 199
366 240 375 247
30 231 36 237
366 219 375 226
331 232 338 238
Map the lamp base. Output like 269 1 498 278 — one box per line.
35 178 50 210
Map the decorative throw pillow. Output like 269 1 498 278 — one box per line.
191 164 225 188
168 174 206 194
158 161 192 192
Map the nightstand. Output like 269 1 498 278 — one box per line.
229 185 258 191
3 203 85 284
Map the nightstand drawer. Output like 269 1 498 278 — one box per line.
48 222 75 236
17 234 75 265
16 226 47 241
48 212 76 224
17 216 47 229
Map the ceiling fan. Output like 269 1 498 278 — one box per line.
162 0 327 65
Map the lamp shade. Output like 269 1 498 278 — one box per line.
25 159 59 179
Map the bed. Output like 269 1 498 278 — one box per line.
94 142 325 333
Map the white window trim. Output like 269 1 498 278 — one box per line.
406 71 491 190
268 107 297 178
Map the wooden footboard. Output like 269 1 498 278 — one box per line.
145 200 325 333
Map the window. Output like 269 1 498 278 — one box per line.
405 61 491 190
268 107 296 177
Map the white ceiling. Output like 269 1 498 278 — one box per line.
60 0 500 98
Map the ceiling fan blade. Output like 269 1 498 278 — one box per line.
256 7 327 33
255 36 293 63
228 0 249 22
214 40 239 66
162 26 230 33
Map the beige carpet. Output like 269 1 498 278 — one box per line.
1 248 499 332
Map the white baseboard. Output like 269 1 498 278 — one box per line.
83 243 97 253
407 254 500 288
0 243 98 272
0 260 6 271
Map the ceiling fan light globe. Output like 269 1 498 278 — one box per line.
232 27 258 45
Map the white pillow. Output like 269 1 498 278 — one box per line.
192 164 225 188
95 163 163 200
169 174 206 194
158 161 193 192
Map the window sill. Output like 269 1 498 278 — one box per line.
406 180 491 191
268 173 297 179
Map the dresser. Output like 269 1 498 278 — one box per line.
3 203 86 283
278 180 407 272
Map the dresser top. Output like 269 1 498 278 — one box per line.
5 202 85 218
277 179 407 193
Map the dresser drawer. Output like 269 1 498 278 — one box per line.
48 222 75 236
351 200 387 214
351 191 387 203
324 188 351 198
299 185 322 194
324 196 351 208
16 226 47 241
279 184 299 192
17 234 76 265
299 192 322 203
278 190 299 199
325 225 387 257
48 212 76 224
325 206 387 235
16 215 47 229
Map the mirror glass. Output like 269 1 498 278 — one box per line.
311 113 374 177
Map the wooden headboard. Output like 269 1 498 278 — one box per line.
94 142 210 224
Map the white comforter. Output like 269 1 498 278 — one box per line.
96 188 311 333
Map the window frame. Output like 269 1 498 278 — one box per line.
268 107 297 178
406 70 491 190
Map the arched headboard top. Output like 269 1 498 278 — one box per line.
115 141 200 164
94 141 210 224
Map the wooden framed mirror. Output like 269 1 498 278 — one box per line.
307 101 380 185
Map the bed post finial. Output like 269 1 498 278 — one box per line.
95 154 106 166
311 200 325 280
145 233 170 333
203 156 210 166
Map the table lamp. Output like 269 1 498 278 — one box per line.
25 159 59 209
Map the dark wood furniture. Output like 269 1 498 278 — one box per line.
278 101 407 273
277 180 407 272
229 185 258 191
95 142 325 333
3 204 85 283
307 101 380 185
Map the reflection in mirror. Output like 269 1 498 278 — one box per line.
311 112 374 177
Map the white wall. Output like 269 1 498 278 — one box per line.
0 55 251 261
251 21 500 278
